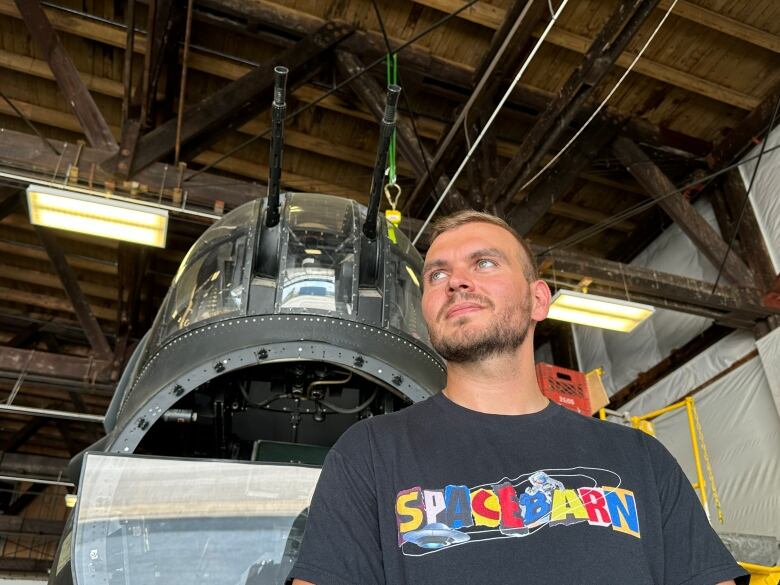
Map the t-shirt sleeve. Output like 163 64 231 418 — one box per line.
643 433 748 585
287 425 384 585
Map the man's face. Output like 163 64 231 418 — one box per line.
421 223 549 363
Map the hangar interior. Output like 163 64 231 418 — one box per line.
0 0 777 581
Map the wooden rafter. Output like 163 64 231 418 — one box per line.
0 0 712 159
412 0 778 98
13 0 116 151
34 228 112 359
491 0 660 209
0 190 21 220
506 117 622 235
721 170 778 292
412 0 780 54
189 0 710 157
706 80 780 170
0 347 112 384
534 244 772 328
404 0 546 213
612 136 754 286
109 21 354 176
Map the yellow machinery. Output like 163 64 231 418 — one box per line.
599 397 779 584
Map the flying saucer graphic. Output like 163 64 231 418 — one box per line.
402 523 470 549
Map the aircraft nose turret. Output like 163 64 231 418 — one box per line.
101 192 445 457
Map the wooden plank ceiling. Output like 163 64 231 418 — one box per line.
0 0 778 572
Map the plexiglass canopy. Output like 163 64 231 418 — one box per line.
72 453 319 585
140 193 429 365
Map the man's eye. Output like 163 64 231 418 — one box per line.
477 259 496 269
429 270 446 282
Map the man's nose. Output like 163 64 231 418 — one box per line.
447 267 474 293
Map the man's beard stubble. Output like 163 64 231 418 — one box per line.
429 292 533 364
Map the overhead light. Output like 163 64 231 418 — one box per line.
27 185 168 248
304 248 322 255
547 289 654 333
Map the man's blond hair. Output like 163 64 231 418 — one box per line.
428 210 538 282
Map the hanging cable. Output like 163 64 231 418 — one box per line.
517 0 680 194
710 94 780 293
412 0 571 246
183 0 479 183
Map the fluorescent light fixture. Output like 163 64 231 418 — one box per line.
27 185 168 248
547 289 654 333
304 248 322 255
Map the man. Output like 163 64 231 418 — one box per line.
288 211 746 585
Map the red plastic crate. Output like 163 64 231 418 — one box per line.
535 363 591 416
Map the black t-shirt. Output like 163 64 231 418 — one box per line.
288 393 746 585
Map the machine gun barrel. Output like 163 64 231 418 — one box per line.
363 84 401 240
265 65 289 228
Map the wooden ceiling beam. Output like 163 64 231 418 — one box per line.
112 22 354 176
0 47 645 188
506 118 622 234
540 27 760 111
612 136 754 286
0 0 711 157
721 170 777 292
190 0 710 157
0 91 412 189
414 0 762 109
0 515 65 537
412 0 780 57
34 227 112 359
0 240 116 277
473 0 545 84
0 452 69 485
0 347 111 384
0 265 117 302
534 244 772 325
706 80 780 170
405 0 546 213
12 1 116 151
0 190 21 220
335 50 470 213
491 0 661 209
0 285 115 322
1 415 51 453
141 0 184 128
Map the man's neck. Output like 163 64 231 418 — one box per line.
442 341 549 415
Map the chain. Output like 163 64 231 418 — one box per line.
691 400 724 524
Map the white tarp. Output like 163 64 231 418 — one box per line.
739 124 780 272
609 329 780 540
756 325 780 417
619 330 755 415
574 199 720 395
650 356 780 539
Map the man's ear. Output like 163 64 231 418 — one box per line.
531 279 551 322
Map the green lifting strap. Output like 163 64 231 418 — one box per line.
386 52 398 185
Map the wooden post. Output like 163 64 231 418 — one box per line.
34 228 113 360
14 0 116 151
612 136 755 286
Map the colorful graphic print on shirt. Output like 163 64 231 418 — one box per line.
395 467 640 556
